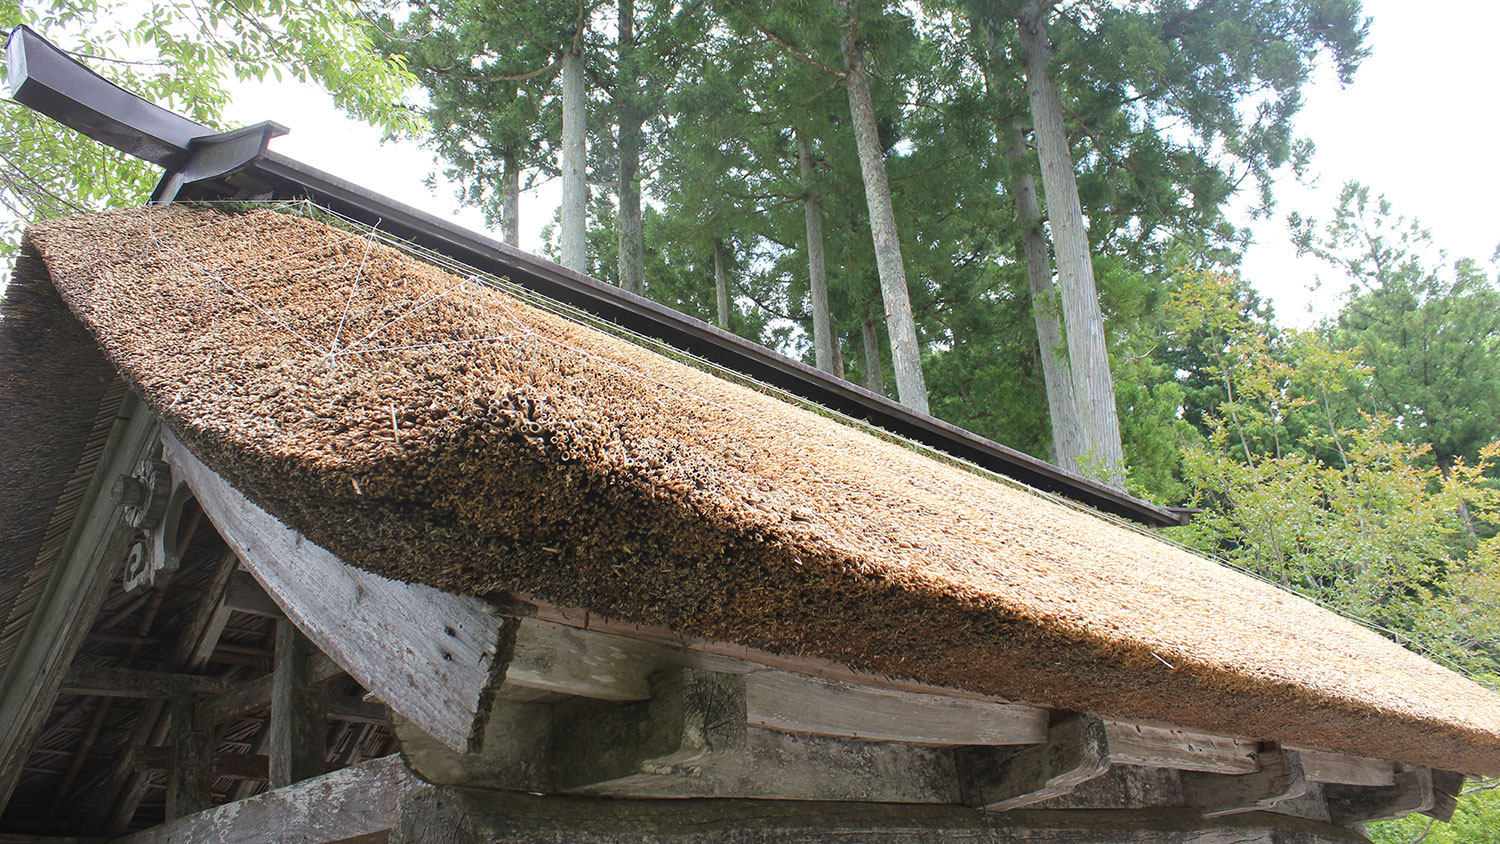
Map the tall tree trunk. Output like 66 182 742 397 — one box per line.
560 46 588 273
616 0 645 294
836 0 928 414
798 132 834 373
714 238 731 330
1017 1 1125 486
1005 120 1083 472
861 313 885 394
501 150 520 246
832 337 845 380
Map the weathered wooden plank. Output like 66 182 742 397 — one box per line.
1181 748 1307 817
211 753 270 782
389 788 481 844
270 619 325 787
445 787 1371 844
110 755 425 844
1287 747 1396 787
522 599 1045 707
745 670 1046 746
573 726 962 804
195 674 272 726
1102 719 1257 775
957 715 1112 812
162 431 513 753
0 396 157 813
222 570 283 619
506 617 657 701
402 667 960 804
1326 768 1436 825
502 617 1048 746
58 665 238 699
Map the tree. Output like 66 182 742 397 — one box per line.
834 0 929 413
1294 182 1500 474
1010 0 1125 483
0 0 417 261
959 0 1370 486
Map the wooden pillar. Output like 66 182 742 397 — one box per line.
270 619 325 787
167 699 214 818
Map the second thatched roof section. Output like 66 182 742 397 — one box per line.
18 205 1500 775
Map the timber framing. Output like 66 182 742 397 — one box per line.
0 395 157 812
153 430 1467 836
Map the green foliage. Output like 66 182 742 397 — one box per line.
1166 268 1500 665
0 0 418 259
1369 781 1500 844
1295 181 1500 469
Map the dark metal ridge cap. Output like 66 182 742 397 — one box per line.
6 25 209 168
231 152 1183 527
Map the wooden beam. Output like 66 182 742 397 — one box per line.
419 787 1373 844
389 787 480 844
1325 768 1436 825
0 396 157 813
163 431 513 754
195 671 386 727
58 665 239 699
1286 747 1396 787
270 619 325 787
1181 748 1307 817
222 570 283 618
956 715 1112 812
745 670 1045 746
110 755 426 844
1102 720 1257 775
140 747 270 782
399 668 963 804
501 617 1049 745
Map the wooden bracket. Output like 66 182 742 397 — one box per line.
1182 747 1307 817
1326 768 1436 825
956 714 1111 811
1422 770 1465 823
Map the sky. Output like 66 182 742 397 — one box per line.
220 0 1500 330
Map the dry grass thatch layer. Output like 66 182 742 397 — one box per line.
19 205 1500 775
0 247 124 675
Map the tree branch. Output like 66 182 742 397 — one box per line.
722 0 847 78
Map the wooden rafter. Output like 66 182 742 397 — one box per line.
0 395 159 814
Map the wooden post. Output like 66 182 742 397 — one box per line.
168 699 214 818
270 619 325 787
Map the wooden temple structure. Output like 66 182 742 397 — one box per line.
2 25 1497 844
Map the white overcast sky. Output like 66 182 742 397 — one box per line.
220 0 1500 329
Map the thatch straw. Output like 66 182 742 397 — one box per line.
20 206 1500 774
0 246 124 673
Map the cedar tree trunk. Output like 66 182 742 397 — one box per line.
837 0 928 414
1017 0 1125 485
560 47 588 273
1006 120 1083 471
798 131 834 373
616 0 645 294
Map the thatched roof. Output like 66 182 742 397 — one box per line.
11 205 1500 775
